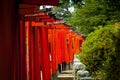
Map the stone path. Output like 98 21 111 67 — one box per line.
57 70 74 80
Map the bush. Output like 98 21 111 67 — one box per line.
79 24 120 80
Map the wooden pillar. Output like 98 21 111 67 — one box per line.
34 27 41 80
40 27 51 80
30 25 35 80
20 19 27 80
0 0 19 80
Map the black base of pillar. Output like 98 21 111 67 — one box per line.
58 64 61 73
51 73 57 80
62 61 66 71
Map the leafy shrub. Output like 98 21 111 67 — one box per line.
79 24 120 79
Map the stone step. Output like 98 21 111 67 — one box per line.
61 70 73 74
57 73 74 80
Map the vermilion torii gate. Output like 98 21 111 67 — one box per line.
19 9 85 80
0 0 58 80
0 0 85 80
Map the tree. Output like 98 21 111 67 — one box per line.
79 23 120 79
51 0 83 20
67 0 120 35
58 0 83 8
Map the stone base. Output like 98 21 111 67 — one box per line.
57 70 74 80
57 74 74 80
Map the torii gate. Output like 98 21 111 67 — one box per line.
0 0 59 80
0 1 86 80
20 10 56 80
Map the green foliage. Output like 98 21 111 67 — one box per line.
59 0 83 7
67 0 120 35
52 6 72 20
52 0 83 21
79 24 120 79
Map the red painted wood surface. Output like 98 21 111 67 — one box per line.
40 27 51 80
20 20 27 80
51 28 58 74
0 0 82 80
19 9 85 80
30 26 35 80
20 0 59 6
34 27 41 80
